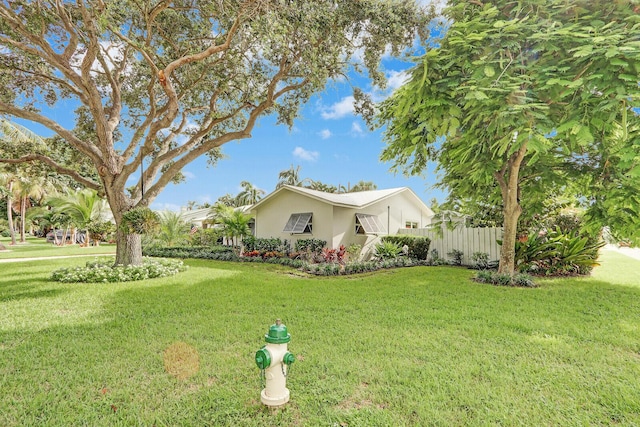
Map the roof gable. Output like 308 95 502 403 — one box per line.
251 185 434 216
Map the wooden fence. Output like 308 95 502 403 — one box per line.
399 226 503 266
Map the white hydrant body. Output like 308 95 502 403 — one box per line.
261 342 290 406
255 319 295 407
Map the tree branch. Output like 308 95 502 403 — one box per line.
0 154 100 191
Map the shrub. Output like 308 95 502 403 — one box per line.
243 236 288 253
51 257 186 283
295 238 326 253
143 245 234 259
321 245 347 264
471 252 490 270
374 241 401 260
187 228 222 246
428 249 447 266
447 249 464 266
514 227 604 276
87 220 116 244
382 235 431 260
346 243 362 261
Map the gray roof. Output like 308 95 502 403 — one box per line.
251 185 434 215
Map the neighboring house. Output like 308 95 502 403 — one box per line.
250 185 435 257
179 207 214 230
178 205 255 234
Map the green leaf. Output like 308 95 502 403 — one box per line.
484 66 496 78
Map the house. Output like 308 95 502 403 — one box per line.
250 185 435 257
178 205 254 233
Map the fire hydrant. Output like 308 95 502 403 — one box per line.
255 319 295 407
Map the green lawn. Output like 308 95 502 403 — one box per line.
0 236 116 259
0 252 639 426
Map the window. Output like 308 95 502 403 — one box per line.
283 213 312 234
355 213 386 235
405 221 418 229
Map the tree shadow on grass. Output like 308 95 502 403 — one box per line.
0 286 67 303
0 278 68 302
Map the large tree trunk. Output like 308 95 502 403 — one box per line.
7 181 16 246
115 229 142 266
495 143 528 275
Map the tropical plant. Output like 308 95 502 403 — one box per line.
373 241 401 261
348 180 377 192
513 228 604 275
120 207 161 235
47 189 110 246
86 220 115 246
276 165 311 189
447 249 464 266
154 211 191 247
212 205 252 253
235 181 265 206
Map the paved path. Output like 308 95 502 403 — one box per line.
0 253 115 264
602 244 640 261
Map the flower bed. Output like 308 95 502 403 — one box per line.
51 257 187 283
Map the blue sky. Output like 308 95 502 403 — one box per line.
150 59 444 212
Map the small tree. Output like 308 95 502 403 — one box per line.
379 0 640 274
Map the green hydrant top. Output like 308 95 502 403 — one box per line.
265 319 291 344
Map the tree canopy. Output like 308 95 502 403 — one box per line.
378 0 640 273
0 0 434 264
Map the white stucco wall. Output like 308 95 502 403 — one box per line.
253 190 334 248
253 188 434 258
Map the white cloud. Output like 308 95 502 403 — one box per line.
321 96 355 120
319 129 332 139
183 171 196 180
351 122 364 135
386 70 410 92
293 146 319 162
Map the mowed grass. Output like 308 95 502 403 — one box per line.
0 236 116 259
0 252 639 426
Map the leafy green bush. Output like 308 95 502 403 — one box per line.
471 252 490 270
143 245 234 259
243 236 290 253
346 243 362 261
51 257 186 283
374 240 401 260
382 235 431 260
428 249 447 266
187 228 222 247
447 249 464 265
87 220 115 243
295 238 326 253
514 227 604 275
120 207 160 234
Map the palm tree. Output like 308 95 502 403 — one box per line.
47 189 109 246
0 119 48 245
157 211 190 246
211 204 251 252
236 181 265 206
307 180 337 193
13 176 52 242
276 165 311 188
348 180 378 192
